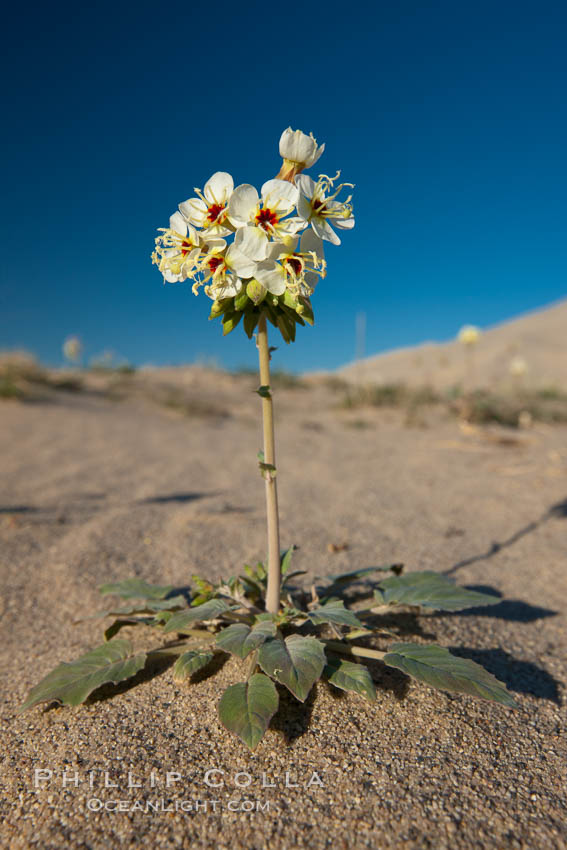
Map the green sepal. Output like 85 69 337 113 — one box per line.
243 311 260 338
222 312 242 335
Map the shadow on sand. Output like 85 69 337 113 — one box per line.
444 497 567 576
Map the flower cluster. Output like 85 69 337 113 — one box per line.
152 128 355 342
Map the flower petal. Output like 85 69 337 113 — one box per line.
296 195 312 222
312 218 341 246
295 174 316 199
334 216 355 230
169 211 187 235
213 276 242 299
300 229 325 259
225 244 258 278
278 217 306 236
306 142 325 168
204 172 234 204
179 198 207 224
228 184 259 226
261 179 299 210
234 225 268 261
255 261 286 295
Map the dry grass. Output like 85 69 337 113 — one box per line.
338 380 567 429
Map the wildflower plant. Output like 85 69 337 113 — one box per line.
20 129 517 750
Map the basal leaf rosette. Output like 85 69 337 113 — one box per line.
151 129 354 343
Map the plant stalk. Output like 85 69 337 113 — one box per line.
322 640 386 661
257 313 281 615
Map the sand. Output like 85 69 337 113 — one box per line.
1 370 566 849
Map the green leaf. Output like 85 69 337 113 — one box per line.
19 640 147 711
382 643 518 707
281 570 308 587
377 572 501 611
256 385 271 398
95 596 186 618
99 578 174 600
258 635 326 702
324 657 376 702
308 600 365 629
103 617 154 641
163 599 232 634
173 650 214 682
216 621 277 659
280 545 296 576
218 673 279 751
323 564 404 586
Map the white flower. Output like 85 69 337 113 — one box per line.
277 128 325 181
152 211 202 283
254 230 326 298
228 179 304 250
179 172 234 236
195 239 259 301
296 172 354 246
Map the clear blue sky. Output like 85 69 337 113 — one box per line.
2 0 566 372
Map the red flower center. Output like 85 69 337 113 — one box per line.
312 198 327 214
207 203 225 223
255 207 279 231
208 257 224 274
285 257 303 276
180 239 193 257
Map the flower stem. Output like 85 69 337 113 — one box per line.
257 313 281 615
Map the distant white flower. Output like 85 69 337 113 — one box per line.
228 179 304 249
296 172 354 245
254 230 326 298
509 356 528 377
458 325 481 346
277 128 325 181
179 172 234 236
152 212 203 283
63 336 82 363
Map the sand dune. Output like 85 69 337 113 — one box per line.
339 298 567 390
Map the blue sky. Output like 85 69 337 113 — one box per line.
2 0 566 372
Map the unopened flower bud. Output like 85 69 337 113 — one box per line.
209 300 227 319
246 279 267 306
276 127 325 182
234 290 250 311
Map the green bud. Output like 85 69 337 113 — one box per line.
246 279 267 306
209 298 233 320
282 290 300 311
234 290 250 311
